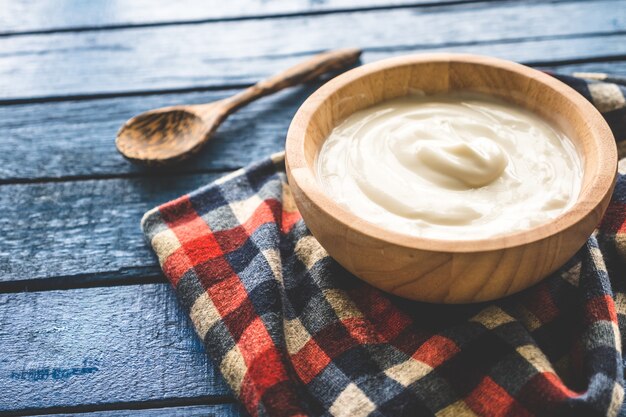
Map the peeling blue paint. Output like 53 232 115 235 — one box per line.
11 365 98 381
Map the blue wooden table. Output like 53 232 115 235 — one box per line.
0 1 625 415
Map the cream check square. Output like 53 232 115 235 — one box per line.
589 244 608 272
323 289 363 320
151 228 181 266
262 248 283 284
281 181 298 213
229 194 264 226
220 345 247 393
619 156 626 175
330 383 376 417
270 151 286 165
608 383 625 417
190 292 220 340
613 322 622 355
589 82 626 113
560 261 581 287
385 358 433 387
516 344 554 374
436 400 479 417
295 235 328 270
215 168 245 185
470 306 515 330
284 317 311 355
515 306 542 332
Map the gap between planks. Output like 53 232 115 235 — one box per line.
0 167 235 186
1 43 624 106
0 395 237 417
0 270 165 295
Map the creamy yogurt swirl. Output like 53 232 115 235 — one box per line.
316 93 582 240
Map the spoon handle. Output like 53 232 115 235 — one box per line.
220 48 362 113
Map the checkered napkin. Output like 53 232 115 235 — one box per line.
142 73 626 417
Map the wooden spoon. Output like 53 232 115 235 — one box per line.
116 48 362 165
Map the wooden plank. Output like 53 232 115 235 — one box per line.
0 0 473 35
0 284 231 413
0 45 625 183
28 404 242 417
0 0 623 99
0 173 221 287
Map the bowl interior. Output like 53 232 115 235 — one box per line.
305 58 605 188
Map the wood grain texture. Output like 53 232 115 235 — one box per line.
0 173 220 286
0 0 622 99
0 0 466 34
286 54 617 303
0 284 230 413
115 48 361 165
0 53 625 184
28 404 242 417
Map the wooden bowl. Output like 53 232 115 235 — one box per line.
285 53 617 304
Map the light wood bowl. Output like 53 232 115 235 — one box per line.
285 53 617 304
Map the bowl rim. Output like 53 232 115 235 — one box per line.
285 53 617 253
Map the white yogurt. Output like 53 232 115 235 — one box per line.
316 93 582 240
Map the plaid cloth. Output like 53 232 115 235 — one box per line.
142 72 626 417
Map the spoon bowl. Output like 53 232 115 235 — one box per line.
116 106 212 164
